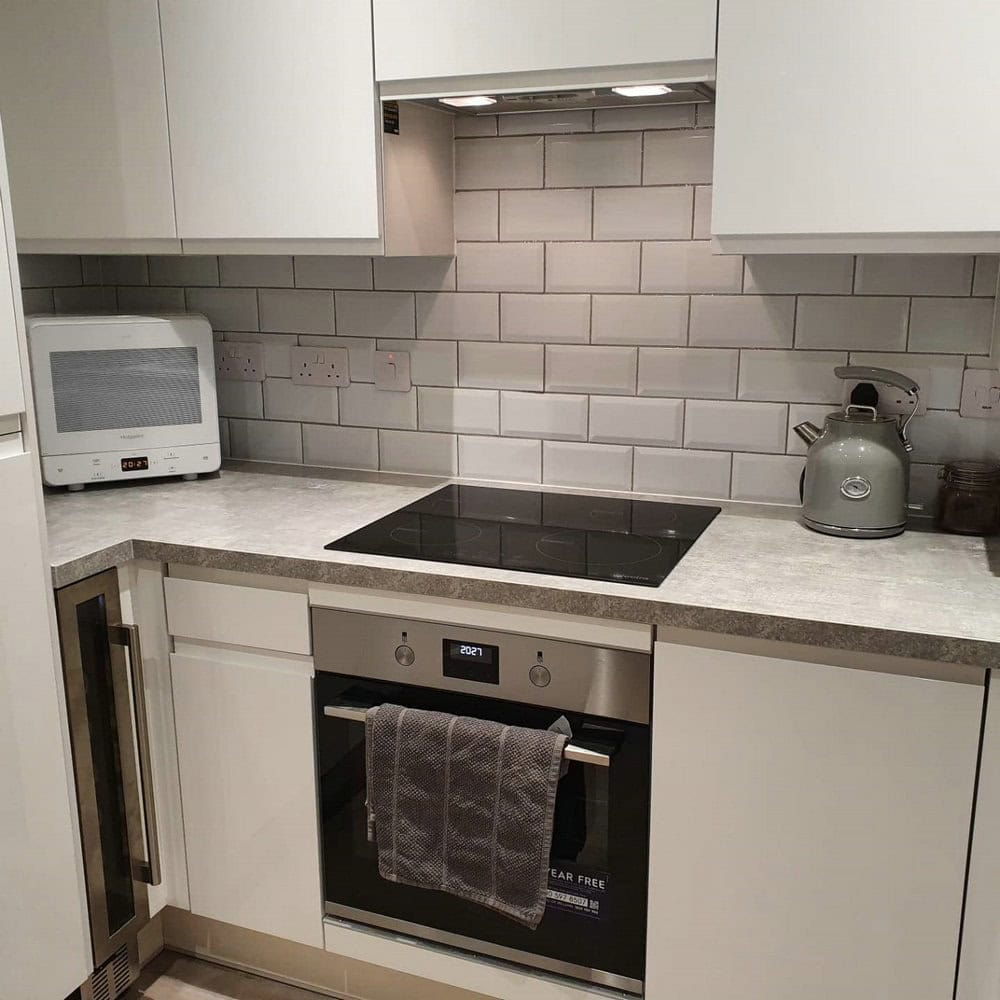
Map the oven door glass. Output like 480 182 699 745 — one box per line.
316 673 649 991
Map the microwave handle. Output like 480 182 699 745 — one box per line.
323 703 611 768
110 623 162 886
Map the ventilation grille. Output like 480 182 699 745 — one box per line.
87 943 133 1000
50 346 202 433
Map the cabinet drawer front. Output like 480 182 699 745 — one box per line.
164 577 310 654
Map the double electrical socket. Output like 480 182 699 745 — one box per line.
291 346 349 386
960 369 1000 418
214 342 264 382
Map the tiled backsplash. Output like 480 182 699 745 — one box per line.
18 103 1000 507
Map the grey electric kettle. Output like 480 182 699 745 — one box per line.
793 366 920 538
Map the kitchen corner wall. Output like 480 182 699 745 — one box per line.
18 104 999 508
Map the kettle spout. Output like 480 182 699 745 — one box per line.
793 421 822 447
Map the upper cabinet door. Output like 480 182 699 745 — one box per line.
0 0 176 246
0 127 24 418
159 0 381 242
712 1 1000 252
374 0 716 87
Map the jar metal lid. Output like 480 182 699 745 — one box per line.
941 460 1000 489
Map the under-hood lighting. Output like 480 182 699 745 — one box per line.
611 84 673 98
438 95 497 108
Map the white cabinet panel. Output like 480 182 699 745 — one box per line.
159 0 381 241
0 147 23 416
172 649 323 948
647 641 981 1000
0 0 176 244
713 1 1000 251
374 0 716 85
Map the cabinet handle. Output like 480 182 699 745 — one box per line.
110 623 162 886
323 703 610 767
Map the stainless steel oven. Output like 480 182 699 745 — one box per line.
313 608 651 994
56 569 160 1000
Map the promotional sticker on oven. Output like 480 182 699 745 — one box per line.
546 863 610 920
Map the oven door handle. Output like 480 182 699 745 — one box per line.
323 703 611 767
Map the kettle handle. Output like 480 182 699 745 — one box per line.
834 365 919 396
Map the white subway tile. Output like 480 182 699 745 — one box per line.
220 255 293 288
499 189 592 241
418 387 499 434
498 110 592 135
454 114 497 138
593 187 693 240
501 294 591 344
379 430 457 476
373 257 456 292
294 256 372 290
335 290 415 338
263 378 338 423
594 105 696 132
545 345 637 394
224 331 297 377
18 254 82 287
685 399 787 453
692 186 712 240
543 441 632 490
589 396 683 446
185 287 259 331
972 256 999 296
697 104 715 126
909 410 1000 465
148 255 219 286
849 351 965 410
689 296 795 348
457 243 545 292
744 255 854 294
53 286 117 312
545 133 642 187
455 136 544 189
633 447 731 499
643 129 714 185
22 288 54 315
258 288 335 334
228 418 302 464
339 383 417 429
795 296 908 350
855 255 974 295
787 403 836 455
98 255 148 285
216 380 263 418
731 453 804 504
738 349 846 403
591 294 688 346
302 424 378 470
417 292 499 340
299 335 375 382
117 286 186 313
378 339 457 386
455 191 499 241
459 435 541 483
500 391 588 440
547 242 640 293
638 347 738 398
642 241 743 294
459 342 544 389
908 298 993 354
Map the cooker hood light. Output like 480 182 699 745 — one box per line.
611 84 673 98
437 95 497 108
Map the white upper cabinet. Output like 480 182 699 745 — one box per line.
374 0 716 92
0 1 177 250
159 0 381 246
712 1 1000 252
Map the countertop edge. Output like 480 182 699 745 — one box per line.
50 537 1000 671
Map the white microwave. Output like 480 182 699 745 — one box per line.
26 314 221 490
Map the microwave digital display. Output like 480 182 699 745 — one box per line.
442 638 500 684
120 456 149 472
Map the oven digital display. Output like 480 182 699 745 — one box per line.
443 639 500 684
120 456 149 472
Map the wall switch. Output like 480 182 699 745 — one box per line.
374 350 411 392
841 369 929 417
290 345 349 386
960 369 1000 418
214 341 264 381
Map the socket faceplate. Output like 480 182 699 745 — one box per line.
291 346 349 386
214 341 264 381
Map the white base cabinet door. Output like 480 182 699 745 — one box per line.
646 642 982 1000
171 647 324 948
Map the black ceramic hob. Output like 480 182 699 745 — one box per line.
326 485 720 587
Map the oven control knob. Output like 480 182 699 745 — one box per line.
394 644 415 667
529 664 551 688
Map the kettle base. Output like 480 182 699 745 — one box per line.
802 516 906 539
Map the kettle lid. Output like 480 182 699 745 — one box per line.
828 404 896 425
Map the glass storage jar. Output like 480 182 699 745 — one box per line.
935 460 1000 535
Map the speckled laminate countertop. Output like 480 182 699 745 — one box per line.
44 464 1000 669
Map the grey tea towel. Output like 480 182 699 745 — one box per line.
365 703 568 928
